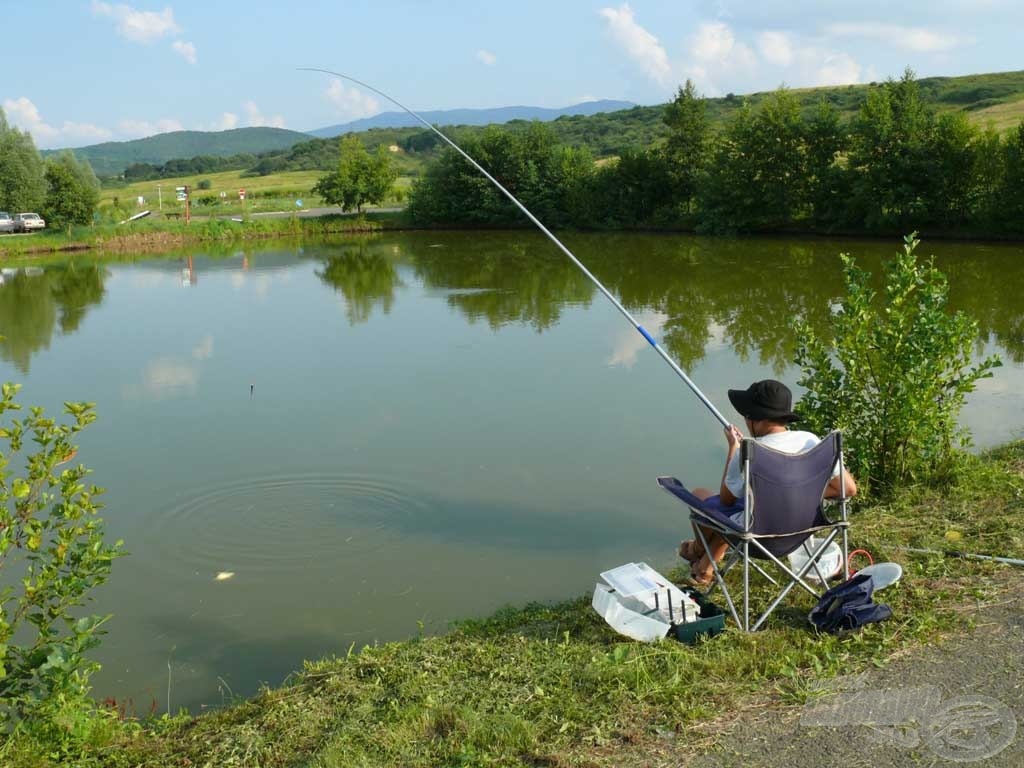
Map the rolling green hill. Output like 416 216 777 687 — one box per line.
46 127 311 176
256 69 1024 173
536 69 1024 155
97 69 1024 185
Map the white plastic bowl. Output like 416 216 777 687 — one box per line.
788 537 843 582
856 562 903 590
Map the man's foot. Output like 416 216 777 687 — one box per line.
678 540 703 563
688 555 715 587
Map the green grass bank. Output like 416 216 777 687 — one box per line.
0 212 410 261
3 442 1022 767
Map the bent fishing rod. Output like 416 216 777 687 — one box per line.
300 68 730 429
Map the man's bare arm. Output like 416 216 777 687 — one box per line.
825 471 857 499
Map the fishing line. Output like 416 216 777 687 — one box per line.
898 546 1024 568
299 68 730 428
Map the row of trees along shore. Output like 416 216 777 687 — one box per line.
0 111 100 231
408 68 1024 236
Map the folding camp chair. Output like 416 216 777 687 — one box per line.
658 431 849 632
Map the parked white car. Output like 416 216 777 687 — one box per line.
13 213 45 232
0 212 14 233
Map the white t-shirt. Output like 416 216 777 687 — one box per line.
724 430 839 498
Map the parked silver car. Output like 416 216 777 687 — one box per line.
13 213 45 232
0 212 14 233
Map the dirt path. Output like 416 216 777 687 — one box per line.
697 580 1023 767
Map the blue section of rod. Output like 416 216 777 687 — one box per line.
299 68 730 429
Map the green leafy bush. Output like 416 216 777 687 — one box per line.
0 384 121 744
795 234 1001 496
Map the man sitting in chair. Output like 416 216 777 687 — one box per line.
678 379 857 585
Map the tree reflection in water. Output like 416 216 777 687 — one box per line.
3 236 1021 376
315 240 404 326
0 262 107 373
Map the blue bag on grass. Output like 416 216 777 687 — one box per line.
809 573 892 633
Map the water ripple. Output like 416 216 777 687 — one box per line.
141 472 431 576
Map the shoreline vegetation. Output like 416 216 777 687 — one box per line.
0 213 399 260
4 440 1023 767
5 208 1024 265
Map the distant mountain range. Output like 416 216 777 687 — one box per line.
44 70 1024 180
307 100 636 138
46 127 311 177
49 100 637 176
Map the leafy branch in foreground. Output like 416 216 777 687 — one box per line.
795 234 1001 496
0 383 121 746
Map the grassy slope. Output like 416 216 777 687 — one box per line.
90 71 1024 222
971 99 1024 132
84 69 1024 192
100 169 328 213
47 127 312 177
95 169 414 220
73 69 1024 223
543 70 1024 156
6 442 1021 767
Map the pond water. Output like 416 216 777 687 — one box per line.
1 231 1022 713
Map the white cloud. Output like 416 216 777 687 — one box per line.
476 49 497 66
2 97 57 141
681 21 757 95
824 22 964 53
172 39 197 65
598 4 672 87
62 121 114 142
2 97 112 147
324 79 380 120
767 39 866 88
689 22 757 69
130 358 200 400
214 112 239 130
91 1 180 43
242 101 286 129
814 52 862 86
758 30 793 66
117 118 184 138
608 311 668 369
691 21 733 61
192 335 214 361
196 111 241 131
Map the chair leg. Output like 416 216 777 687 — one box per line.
701 534 778 586
842 527 850 578
692 519 741 628
743 539 750 632
750 538 844 630
752 576 803 631
803 541 828 585
690 517 850 632
744 555 778 585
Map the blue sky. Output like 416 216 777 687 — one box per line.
2 0 1022 149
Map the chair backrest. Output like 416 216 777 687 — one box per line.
743 431 841 557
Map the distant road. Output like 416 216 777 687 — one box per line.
236 206 403 219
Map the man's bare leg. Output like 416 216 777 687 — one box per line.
680 487 730 582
